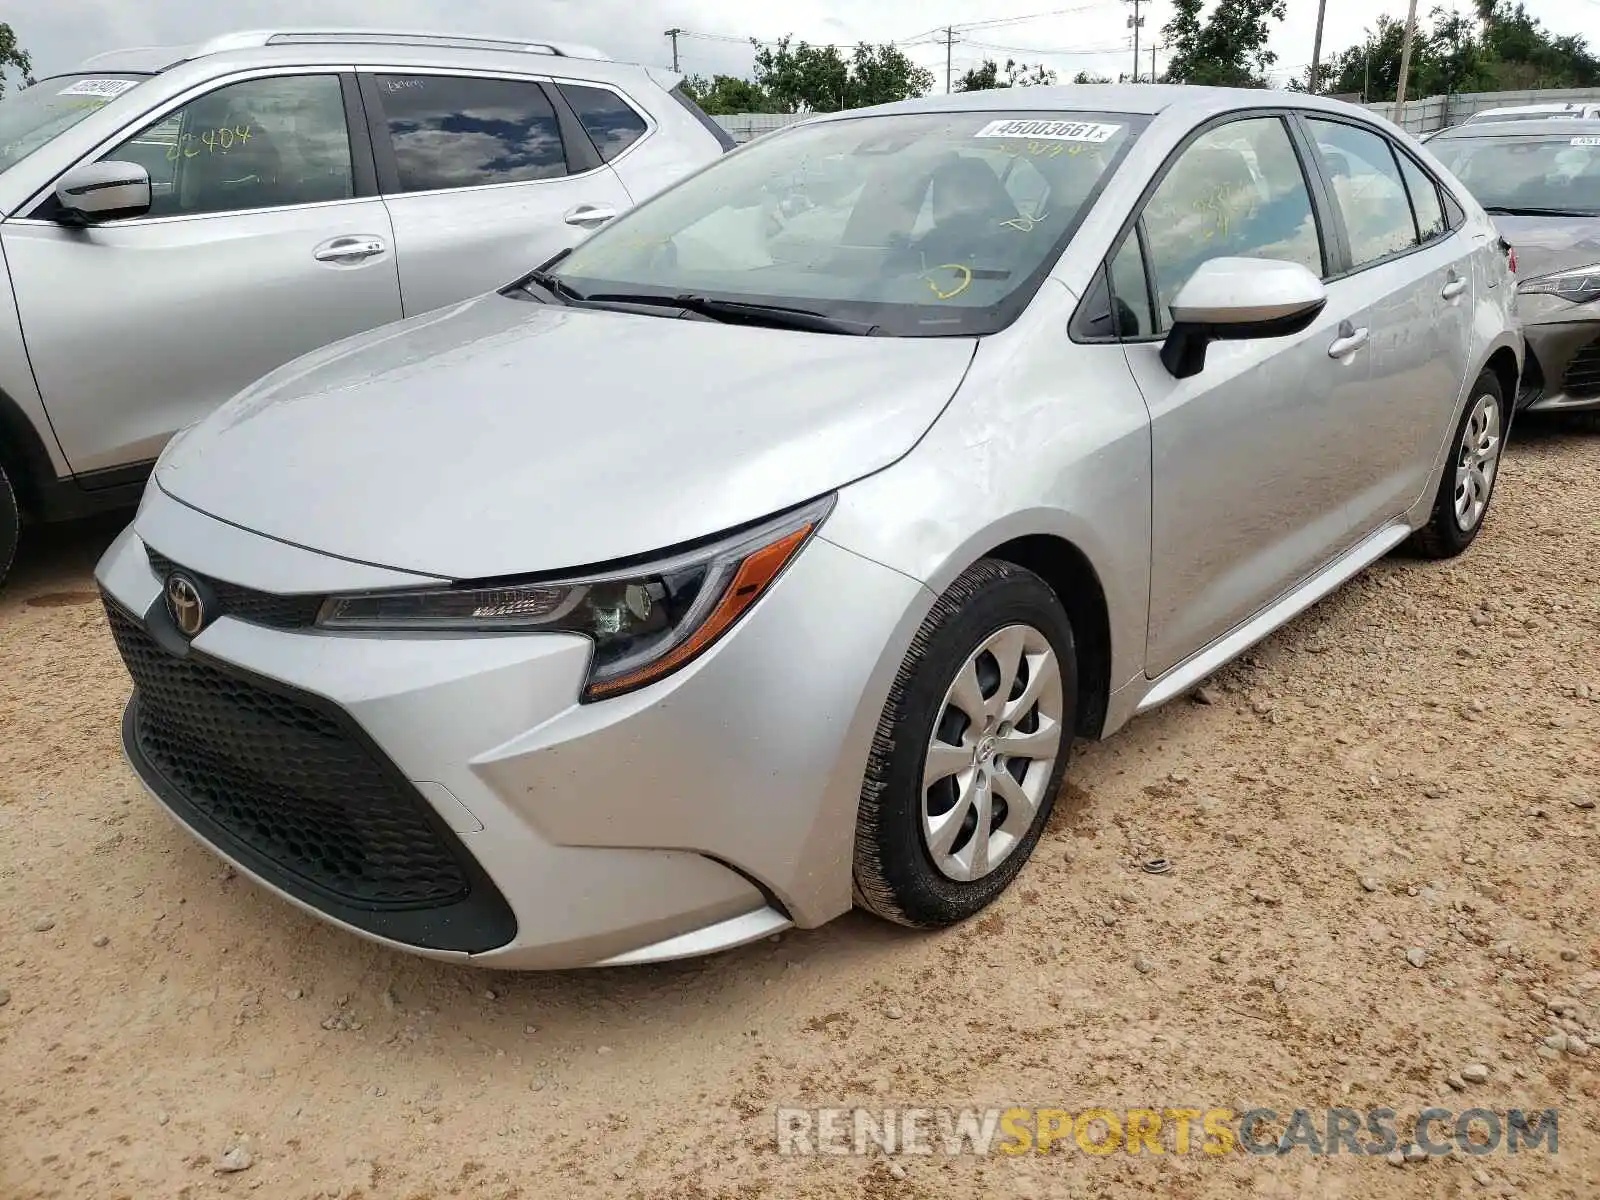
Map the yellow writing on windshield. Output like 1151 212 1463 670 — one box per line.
166 125 253 160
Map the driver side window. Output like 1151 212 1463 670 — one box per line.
1141 117 1323 330
99 75 354 218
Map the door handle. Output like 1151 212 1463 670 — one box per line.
313 235 387 264
1441 276 1467 301
1328 324 1369 360
563 204 617 229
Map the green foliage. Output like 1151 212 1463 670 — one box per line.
1315 2 1599 101
680 74 778 115
1072 71 1113 85
0 22 34 97
1162 0 1287 88
954 58 1059 92
751 36 934 113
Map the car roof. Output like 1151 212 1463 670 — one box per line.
1470 103 1594 117
73 28 617 75
795 83 1395 126
1434 117 1600 139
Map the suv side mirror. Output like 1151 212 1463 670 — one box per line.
1160 257 1328 379
54 161 152 226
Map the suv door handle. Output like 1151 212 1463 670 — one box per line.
314 235 387 264
1328 323 1370 360
1441 275 1467 301
563 204 617 229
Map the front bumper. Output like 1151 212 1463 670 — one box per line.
1518 316 1600 413
95 492 930 968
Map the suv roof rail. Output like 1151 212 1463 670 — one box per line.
190 29 613 61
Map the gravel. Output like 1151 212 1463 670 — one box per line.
1 423 1597 1200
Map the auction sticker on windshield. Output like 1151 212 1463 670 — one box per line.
974 119 1122 143
58 78 140 99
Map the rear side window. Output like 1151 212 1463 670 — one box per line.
371 74 567 192
668 82 736 151
1306 118 1417 268
1395 152 1447 243
558 84 648 162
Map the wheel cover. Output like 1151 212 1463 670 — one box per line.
921 623 1064 882
1454 392 1502 532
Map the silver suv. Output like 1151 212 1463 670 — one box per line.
0 29 733 583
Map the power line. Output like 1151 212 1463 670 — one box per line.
963 37 1130 56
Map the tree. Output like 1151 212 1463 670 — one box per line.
1315 2 1598 102
680 74 777 115
954 58 1058 92
752 36 933 113
1161 0 1287 88
0 22 34 97
1073 71 1113 84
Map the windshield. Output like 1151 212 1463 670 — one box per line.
1431 133 1600 215
0 74 149 175
550 110 1147 336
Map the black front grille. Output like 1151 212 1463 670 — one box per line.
106 599 515 952
1562 338 1600 399
145 548 322 629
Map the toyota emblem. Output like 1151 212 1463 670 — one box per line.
165 573 207 637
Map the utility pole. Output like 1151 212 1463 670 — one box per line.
944 26 959 93
1309 0 1327 94
664 28 682 73
1125 0 1146 83
1149 40 1161 83
1393 0 1419 124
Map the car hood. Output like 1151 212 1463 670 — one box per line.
1491 213 1600 280
156 293 977 579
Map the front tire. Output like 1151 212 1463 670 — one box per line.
0 461 18 590
1408 369 1506 559
853 559 1077 928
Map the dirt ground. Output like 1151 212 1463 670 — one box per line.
1 416 1597 1200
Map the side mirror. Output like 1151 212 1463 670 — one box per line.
53 160 152 226
1160 257 1328 380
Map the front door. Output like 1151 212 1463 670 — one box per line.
2 72 402 474
359 71 636 317
1122 114 1373 676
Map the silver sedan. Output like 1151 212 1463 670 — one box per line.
97 85 1521 968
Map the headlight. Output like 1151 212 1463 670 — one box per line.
1517 263 1600 304
316 496 834 701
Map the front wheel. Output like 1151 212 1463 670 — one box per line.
853 559 1077 928
1407 369 1507 559
0 461 18 590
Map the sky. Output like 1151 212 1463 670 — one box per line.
9 0 1600 96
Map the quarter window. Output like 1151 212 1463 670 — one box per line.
1307 118 1418 268
558 84 648 162
1142 117 1323 327
1396 152 1446 242
372 74 568 192
101 75 353 217
1108 232 1156 338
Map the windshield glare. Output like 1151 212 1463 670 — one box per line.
552 111 1146 336
1431 133 1600 214
0 75 148 175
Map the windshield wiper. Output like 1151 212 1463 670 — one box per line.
1483 205 1596 218
580 292 880 335
518 269 588 304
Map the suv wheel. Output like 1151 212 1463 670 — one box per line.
0 461 18 589
853 559 1077 928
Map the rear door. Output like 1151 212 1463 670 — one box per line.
1298 116 1474 529
2 71 402 475
359 71 634 316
